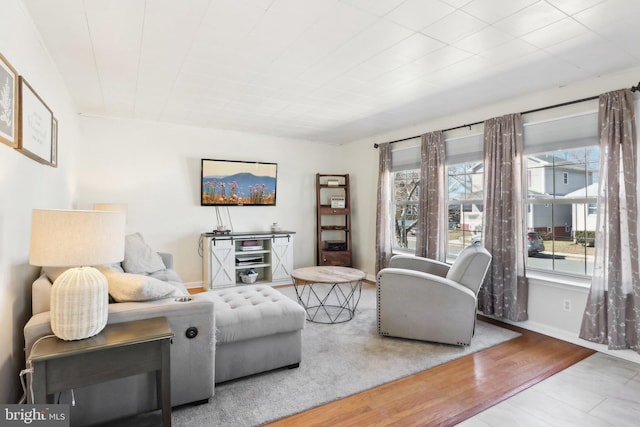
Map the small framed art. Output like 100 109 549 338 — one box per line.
51 117 58 167
0 52 18 148
18 77 54 165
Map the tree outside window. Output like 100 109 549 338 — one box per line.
392 170 419 250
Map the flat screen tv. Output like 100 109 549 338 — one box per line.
201 159 277 206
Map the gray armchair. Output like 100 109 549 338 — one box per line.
376 244 492 346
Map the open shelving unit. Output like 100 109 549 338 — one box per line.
316 173 352 266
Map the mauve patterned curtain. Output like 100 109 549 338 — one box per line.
579 89 640 352
376 142 393 273
478 113 528 321
415 131 446 261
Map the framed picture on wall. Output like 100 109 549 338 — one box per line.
0 52 18 148
18 77 54 165
51 117 58 167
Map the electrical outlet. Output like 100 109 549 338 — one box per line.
563 299 572 312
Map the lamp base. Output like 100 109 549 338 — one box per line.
50 266 109 340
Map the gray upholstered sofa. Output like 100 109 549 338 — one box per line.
23 233 305 425
24 251 215 426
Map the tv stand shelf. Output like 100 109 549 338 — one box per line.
200 231 295 289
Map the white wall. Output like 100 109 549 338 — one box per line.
343 66 640 364
0 0 82 403
75 116 343 284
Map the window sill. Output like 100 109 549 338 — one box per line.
526 269 591 289
391 248 415 256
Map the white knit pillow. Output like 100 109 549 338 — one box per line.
98 267 181 302
122 233 166 274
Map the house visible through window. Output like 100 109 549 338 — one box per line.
524 147 599 276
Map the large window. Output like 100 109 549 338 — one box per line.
447 162 483 257
525 147 599 275
388 108 600 279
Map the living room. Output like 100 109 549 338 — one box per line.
2 0 640 424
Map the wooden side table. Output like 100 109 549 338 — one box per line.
29 317 173 426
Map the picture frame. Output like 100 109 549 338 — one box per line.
18 77 54 165
51 117 58 167
0 52 19 148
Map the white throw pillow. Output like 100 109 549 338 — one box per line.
122 233 166 274
98 267 181 302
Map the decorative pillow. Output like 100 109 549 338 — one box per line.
122 233 166 274
97 266 182 302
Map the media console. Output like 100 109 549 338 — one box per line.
200 231 295 288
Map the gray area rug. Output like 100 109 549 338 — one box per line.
173 284 520 426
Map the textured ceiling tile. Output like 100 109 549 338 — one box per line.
494 1 568 37
545 0 608 15
385 0 455 31
421 10 487 44
338 0 406 17
453 26 514 54
462 0 538 24
520 17 589 48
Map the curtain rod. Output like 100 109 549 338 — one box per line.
373 81 640 148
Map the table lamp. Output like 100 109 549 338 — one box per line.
29 209 126 340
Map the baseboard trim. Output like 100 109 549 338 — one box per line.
483 314 640 364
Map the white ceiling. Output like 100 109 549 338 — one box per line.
22 0 640 144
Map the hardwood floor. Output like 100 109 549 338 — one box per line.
266 316 595 427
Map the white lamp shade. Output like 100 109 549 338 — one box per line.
30 209 126 267
93 203 128 214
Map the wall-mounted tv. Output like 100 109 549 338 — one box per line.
201 159 277 206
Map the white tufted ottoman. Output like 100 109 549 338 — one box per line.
209 285 306 383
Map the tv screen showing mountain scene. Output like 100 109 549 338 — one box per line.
201 159 277 206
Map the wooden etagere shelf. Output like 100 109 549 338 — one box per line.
316 173 352 266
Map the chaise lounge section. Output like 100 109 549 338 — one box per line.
210 285 306 383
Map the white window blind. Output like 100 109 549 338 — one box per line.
391 142 420 172
389 105 605 170
523 111 598 154
445 132 484 164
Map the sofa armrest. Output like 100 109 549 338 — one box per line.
32 274 52 316
25 293 215 359
389 254 451 277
